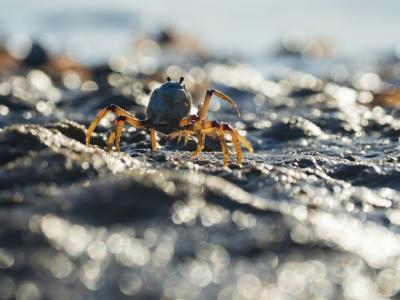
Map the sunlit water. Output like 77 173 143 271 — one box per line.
1 0 400 64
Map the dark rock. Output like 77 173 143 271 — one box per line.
23 42 49 67
263 116 323 140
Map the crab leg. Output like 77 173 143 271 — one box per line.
106 116 126 151
107 129 116 151
178 115 197 127
229 129 243 164
192 133 206 157
190 125 230 165
86 104 143 146
194 125 231 165
199 121 253 165
169 129 194 143
86 107 109 145
236 131 253 153
184 132 190 145
113 116 155 152
114 117 126 152
150 129 157 151
170 120 252 166
197 89 240 121
217 126 230 166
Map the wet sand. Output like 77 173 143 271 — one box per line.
1 38 400 299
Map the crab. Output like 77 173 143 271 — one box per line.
85 77 253 166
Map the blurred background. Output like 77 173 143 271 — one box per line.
3 1 400 300
2 0 400 64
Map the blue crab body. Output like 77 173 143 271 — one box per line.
146 80 192 126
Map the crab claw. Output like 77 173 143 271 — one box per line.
197 89 241 121
211 89 241 118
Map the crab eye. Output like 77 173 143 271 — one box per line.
179 76 184 83
167 77 171 82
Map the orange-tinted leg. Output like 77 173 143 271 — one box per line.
197 89 240 121
192 133 205 157
236 130 253 153
217 126 230 166
168 119 252 166
106 116 127 152
199 121 253 165
114 117 126 152
107 130 117 152
227 127 253 164
189 125 230 166
150 129 157 151
230 129 243 164
86 104 143 146
169 129 194 144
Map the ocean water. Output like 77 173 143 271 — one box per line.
1 0 399 63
